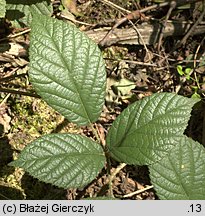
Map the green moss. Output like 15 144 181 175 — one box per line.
9 96 62 149
2 95 80 199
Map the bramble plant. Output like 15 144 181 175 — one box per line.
176 65 202 99
0 0 52 27
9 14 205 200
177 65 192 81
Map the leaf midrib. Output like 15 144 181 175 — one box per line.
38 18 93 124
112 101 191 148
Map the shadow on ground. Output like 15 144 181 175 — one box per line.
0 123 66 200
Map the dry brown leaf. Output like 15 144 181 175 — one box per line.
61 0 81 16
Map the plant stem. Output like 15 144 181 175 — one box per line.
89 124 127 197
89 123 101 144
89 123 112 172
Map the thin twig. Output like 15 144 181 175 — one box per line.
157 1 177 51
0 73 27 83
99 0 203 47
0 88 40 98
140 1 170 13
138 0 202 14
128 19 152 62
193 36 205 68
100 0 131 13
0 193 10 200
89 123 101 144
122 59 157 67
173 0 205 49
123 185 154 198
108 163 127 197
0 93 11 106
0 29 31 42
193 35 205 94
99 2 152 60
193 42 202 90
60 14 95 26
99 0 172 46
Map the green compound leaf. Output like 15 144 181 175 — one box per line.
29 14 106 126
106 93 199 165
150 136 205 200
6 0 52 28
9 133 106 189
0 0 6 18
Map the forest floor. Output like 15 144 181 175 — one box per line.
0 0 205 200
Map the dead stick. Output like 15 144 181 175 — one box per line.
87 22 205 46
0 73 27 83
108 163 127 197
99 1 170 46
157 1 177 51
123 185 154 198
99 0 202 46
174 0 205 49
0 88 40 98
